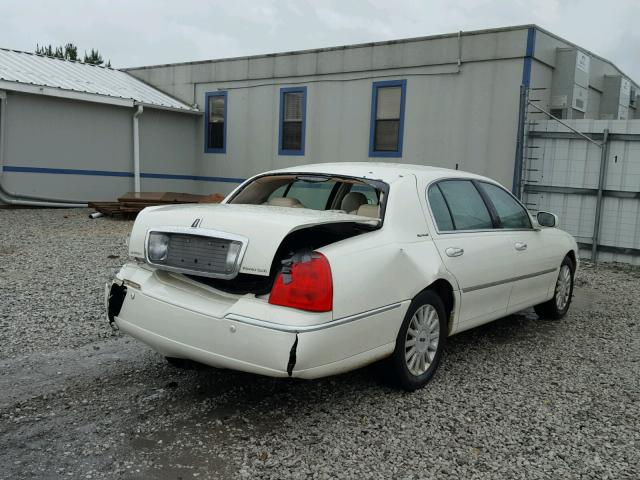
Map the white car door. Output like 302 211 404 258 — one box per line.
426 179 518 329
473 181 559 312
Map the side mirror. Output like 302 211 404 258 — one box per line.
537 211 558 228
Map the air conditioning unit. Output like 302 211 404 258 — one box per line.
572 85 588 112
550 49 590 118
602 76 632 119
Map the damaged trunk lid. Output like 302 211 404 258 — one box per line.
128 203 378 277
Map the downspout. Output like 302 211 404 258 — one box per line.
0 90 87 207
133 104 144 193
0 90 5 174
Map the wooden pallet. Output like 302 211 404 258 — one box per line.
88 201 127 217
89 191 223 218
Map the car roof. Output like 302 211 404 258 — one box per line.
268 162 493 184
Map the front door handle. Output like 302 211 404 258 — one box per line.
514 242 528 251
445 247 464 257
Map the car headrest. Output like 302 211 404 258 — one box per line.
267 196 304 208
356 204 380 218
341 192 368 213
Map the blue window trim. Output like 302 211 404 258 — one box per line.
204 91 227 154
369 79 407 158
278 86 307 156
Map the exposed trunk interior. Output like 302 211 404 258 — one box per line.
188 222 374 295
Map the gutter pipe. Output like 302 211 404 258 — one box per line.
133 104 144 193
0 189 87 208
0 90 87 207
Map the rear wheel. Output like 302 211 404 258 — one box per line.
389 290 447 391
534 256 575 320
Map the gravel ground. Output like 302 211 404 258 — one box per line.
0 208 638 479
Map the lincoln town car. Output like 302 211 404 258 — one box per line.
107 163 578 390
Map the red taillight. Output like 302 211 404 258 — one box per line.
269 252 333 312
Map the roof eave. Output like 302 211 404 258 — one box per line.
134 101 201 115
0 79 200 113
0 79 134 107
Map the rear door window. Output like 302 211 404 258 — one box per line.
427 185 454 231
478 182 532 229
435 180 493 231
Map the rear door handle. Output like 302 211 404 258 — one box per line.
514 242 528 251
445 247 464 257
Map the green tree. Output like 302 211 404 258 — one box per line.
64 43 78 61
35 44 54 57
83 49 103 65
35 43 110 66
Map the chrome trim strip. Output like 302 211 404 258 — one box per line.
144 226 249 280
224 302 403 333
462 267 557 293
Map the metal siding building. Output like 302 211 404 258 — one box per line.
125 25 638 197
0 48 200 204
126 27 530 193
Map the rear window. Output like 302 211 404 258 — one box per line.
281 180 337 210
228 173 388 219
350 184 379 204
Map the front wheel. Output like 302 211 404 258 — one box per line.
534 256 575 320
389 290 447 391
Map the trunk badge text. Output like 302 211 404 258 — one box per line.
191 218 202 228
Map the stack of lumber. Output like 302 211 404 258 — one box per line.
89 192 224 218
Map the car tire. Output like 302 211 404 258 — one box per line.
534 255 575 320
165 357 209 370
389 290 447 391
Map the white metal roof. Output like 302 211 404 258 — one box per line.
0 48 198 113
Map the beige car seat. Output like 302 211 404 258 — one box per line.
356 204 380 218
340 192 368 214
266 196 304 208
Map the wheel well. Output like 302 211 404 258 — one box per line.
566 250 577 269
423 279 455 334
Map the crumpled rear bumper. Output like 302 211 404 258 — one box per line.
107 263 405 379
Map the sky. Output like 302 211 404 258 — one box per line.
1 0 639 80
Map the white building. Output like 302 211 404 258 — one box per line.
126 24 639 197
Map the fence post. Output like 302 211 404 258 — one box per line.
592 128 610 264
512 85 528 199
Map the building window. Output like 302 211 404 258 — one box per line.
369 80 406 157
550 108 564 119
205 91 227 153
279 86 307 155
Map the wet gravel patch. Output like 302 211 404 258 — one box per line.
0 208 638 479
0 208 131 358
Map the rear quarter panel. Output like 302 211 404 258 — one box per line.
319 175 459 320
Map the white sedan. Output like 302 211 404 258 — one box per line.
107 163 578 390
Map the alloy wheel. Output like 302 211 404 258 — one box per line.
404 304 440 376
555 264 572 311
